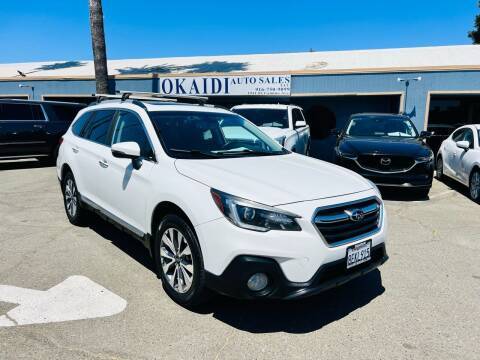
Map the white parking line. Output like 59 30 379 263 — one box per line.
0 276 127 327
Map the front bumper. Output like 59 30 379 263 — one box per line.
206 243 388 299
336 157 434 188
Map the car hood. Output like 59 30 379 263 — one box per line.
340 137 431 156
259 127 290 140
175 154 372 206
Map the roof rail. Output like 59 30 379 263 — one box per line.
117 91 208 105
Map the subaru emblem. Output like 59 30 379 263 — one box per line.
344 209 365 222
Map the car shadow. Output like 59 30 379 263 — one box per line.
195 270 385 334
0 159 54 171
437 177 474 203
84 213 386 334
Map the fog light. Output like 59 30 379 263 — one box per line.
247 273 269 291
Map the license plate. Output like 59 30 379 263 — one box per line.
346 240 371 269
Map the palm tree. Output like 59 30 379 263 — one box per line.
89 0 110 94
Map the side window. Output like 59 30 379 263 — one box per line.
82 110 116 145
463 129 474 148
71 112 93 137
112 111 154 158
451 129 465 142
48 104 84 122
31 105 46 120
0 103 34 120
292 109 304 129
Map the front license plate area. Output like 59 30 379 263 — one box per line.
346 240 372 269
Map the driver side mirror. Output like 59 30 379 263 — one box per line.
112 142 143 169
456 140 470 150
420 131 433 139
295 120 306 128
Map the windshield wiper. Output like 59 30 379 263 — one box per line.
215 149 280 156
169 148 219 158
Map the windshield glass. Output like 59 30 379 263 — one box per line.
149 111 288 159
345 115 419 138
232 108 289 129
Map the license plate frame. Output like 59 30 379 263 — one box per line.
346 240 372 269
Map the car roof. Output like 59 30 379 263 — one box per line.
0 99 86 106
85 99 234 115
231 104 298 110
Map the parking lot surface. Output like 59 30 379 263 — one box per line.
0 161 479 360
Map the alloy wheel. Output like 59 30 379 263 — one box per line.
471 171 480 200
65 179 78 218
160 227 194 293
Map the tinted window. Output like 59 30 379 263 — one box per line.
463 129 474 148
82 110 115 145
72 112 93 136
48 104 84 122
346 115 418 138
31 105 46 120
233 108 289 129
149 111 286 159
292 109 304 128
112 111 154 158
451 129 466 142
0 103 34 120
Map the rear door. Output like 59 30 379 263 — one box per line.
0 102 48 157
73 109 116 208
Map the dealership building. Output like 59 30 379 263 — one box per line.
1 44 480 159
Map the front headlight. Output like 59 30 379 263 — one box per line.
210 189 301 232
416 152 434 162
335 147 357 159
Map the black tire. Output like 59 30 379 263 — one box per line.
436 156 444 181
469 168 480 203
62 171 87 226
305 141 311 156
153 214 211 308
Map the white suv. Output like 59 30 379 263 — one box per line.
57 93 388 308
231 104 310 155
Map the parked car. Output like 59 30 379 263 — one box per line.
436 125 480 203
334 113 435 198
231 104 310 155
57 93 388 308
0 99 85 162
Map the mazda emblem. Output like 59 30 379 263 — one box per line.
344 209 365 222
380 157 392 166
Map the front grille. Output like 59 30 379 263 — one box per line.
357 154 415 172
313 197 381 246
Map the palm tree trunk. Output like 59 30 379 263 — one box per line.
89 0 110 94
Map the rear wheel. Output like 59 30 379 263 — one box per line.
469 169 480 203
436 156 444 180
62 172 87 225
154 214 211 308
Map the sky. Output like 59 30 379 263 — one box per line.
0 0 478 64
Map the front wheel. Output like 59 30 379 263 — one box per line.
154 214 211 308
62 172 87 225
469 169 480 203
436 156 444 180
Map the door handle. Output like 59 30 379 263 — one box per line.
72 147 79 154
33 124 46 129
98 160 109 168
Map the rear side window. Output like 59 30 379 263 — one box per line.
0 103 44 120
71 112 93 136
112 111 154 158
82 110 116 145
47 104 84 122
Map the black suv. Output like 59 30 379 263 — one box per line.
334 113 435 197
0 99 85 162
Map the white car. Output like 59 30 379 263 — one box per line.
437 124 480 202
231 104 310 155
57 93 388 308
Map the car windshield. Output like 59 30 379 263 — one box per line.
232 108 289 129
345 115 419 138
149 111 288 159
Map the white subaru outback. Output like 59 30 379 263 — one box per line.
57 93 388 308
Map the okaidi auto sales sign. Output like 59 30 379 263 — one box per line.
156 75 291 96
